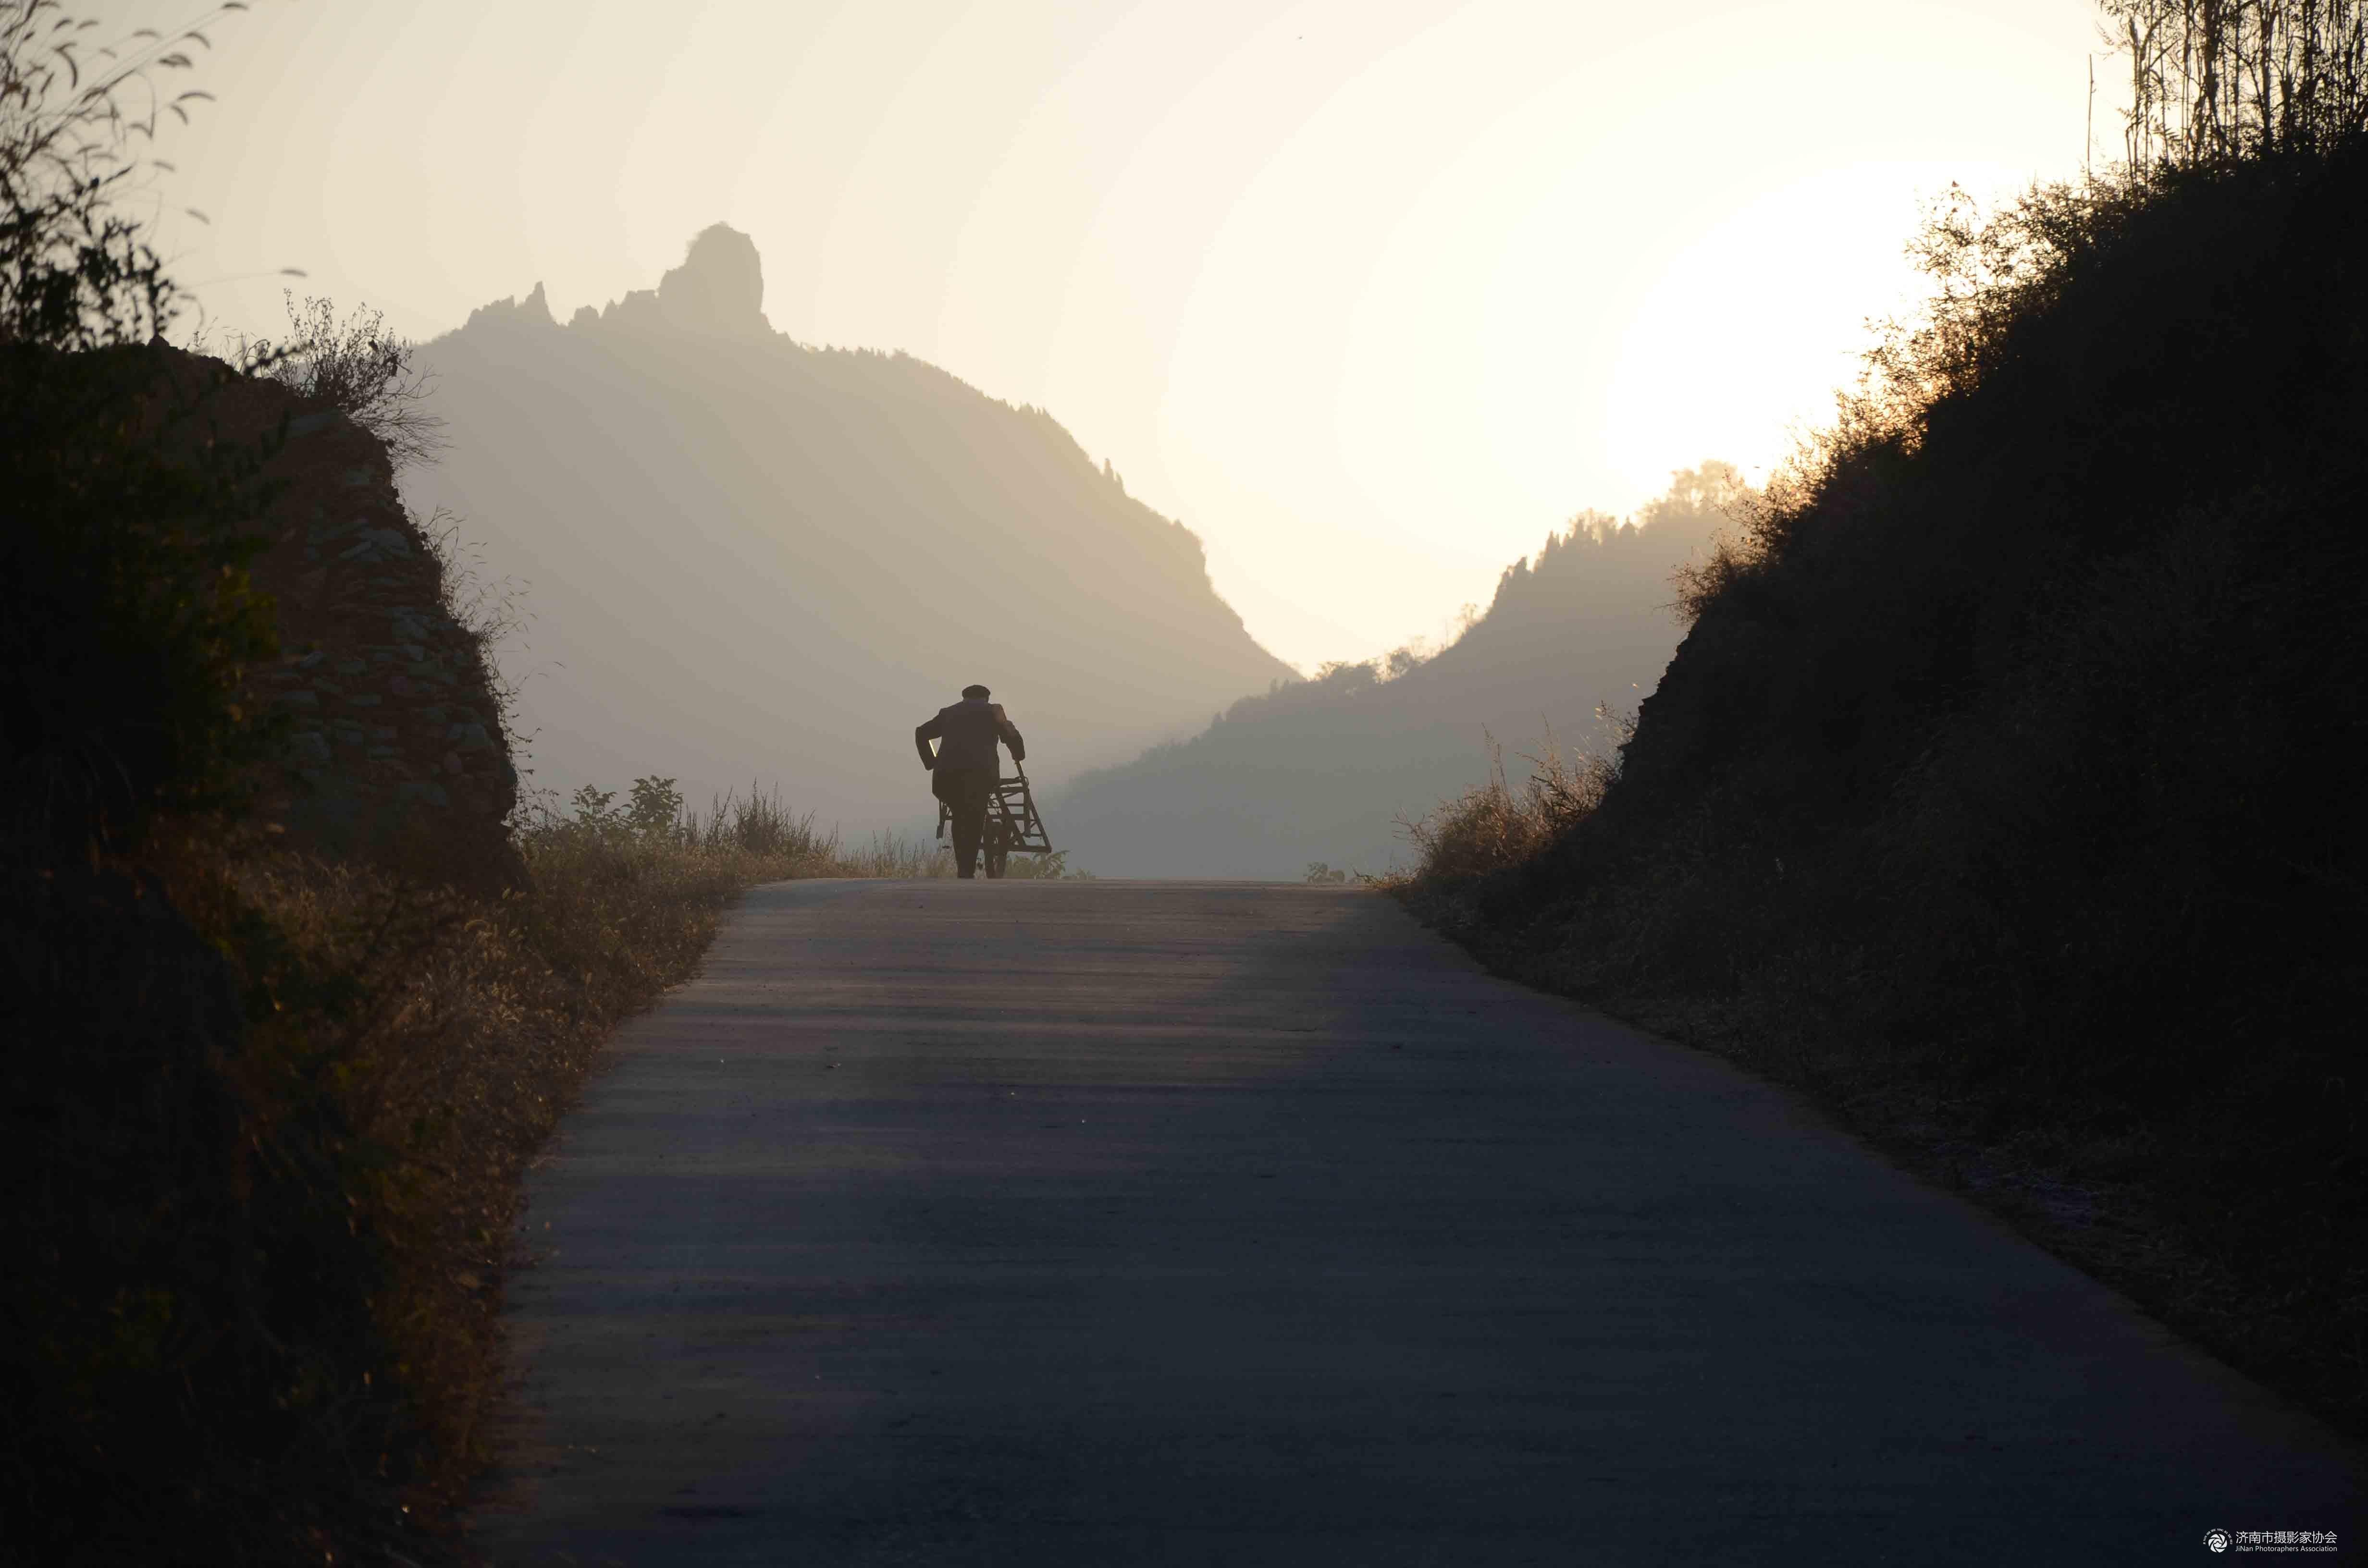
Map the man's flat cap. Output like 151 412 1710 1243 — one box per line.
961 684 990 699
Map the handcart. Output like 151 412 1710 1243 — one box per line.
936 761 1053 879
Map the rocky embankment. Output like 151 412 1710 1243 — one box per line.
164 350 522 891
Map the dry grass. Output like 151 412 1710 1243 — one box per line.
385 805 951 1516
1395 729 1618 887
116 792 959 1558
838 826 956 878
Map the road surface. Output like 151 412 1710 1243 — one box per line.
471 880 2360 1566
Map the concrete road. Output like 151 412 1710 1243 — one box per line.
471 881 2360 1567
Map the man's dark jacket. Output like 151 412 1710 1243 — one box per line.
916 698 1025 774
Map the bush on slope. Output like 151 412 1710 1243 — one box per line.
1407 147 2368 1433
0 22 942 1556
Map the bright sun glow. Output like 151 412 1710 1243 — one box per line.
132 0 2101 671
1601 160 2032 499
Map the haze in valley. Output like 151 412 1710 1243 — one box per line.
1053 466 1740 878
123 0 2110 859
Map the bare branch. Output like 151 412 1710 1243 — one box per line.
253 292 450 471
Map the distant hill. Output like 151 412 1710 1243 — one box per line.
403 224 1293 829
1050 466 1739 878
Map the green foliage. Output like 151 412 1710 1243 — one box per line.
0 0 200 354
627 773 684 836
565 776 696 841
567 782 617 829
2 3 280 853
1001 847 1080 879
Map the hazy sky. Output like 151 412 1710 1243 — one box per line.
127 0 2104 671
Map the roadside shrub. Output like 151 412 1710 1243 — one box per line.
9 783 931 1564
1401 730 1617 887
2 13 935 1556
687 783 835 859
251 292 446 471
1409 140 2368 1433
1003 848 1080 879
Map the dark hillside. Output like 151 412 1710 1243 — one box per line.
1053 466 1736 878
1408 147 2368 1433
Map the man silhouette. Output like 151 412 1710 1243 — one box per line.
915 684 1026 879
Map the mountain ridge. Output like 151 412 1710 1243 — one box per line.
1051 465 1739 877
405 224 1294 831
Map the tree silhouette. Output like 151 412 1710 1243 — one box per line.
2104 0 2368 165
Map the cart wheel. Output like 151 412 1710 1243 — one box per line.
984 836 1010 879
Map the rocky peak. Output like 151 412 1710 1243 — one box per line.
469 226 774 342
657 223 769 338
463 280 555 333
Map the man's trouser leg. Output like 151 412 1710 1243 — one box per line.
935 768 991 877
